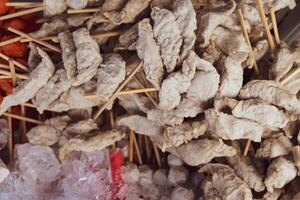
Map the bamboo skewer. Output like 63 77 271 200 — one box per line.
0 69 28 80
129 130 134 162
8 27 62 53
67 8 101 14
133 132 143 165
280 67 300 85
0 36 22 47
109 111 116 149
8 60 17 85
20 105 27 143
243 140 251 156
3 112 43 124
256 0 275 51
0 76 12 79
20 36 60 43
133 76 158 107
0 6 44 21
0 64 10 70
270 7 280 45
6 2 43 8
153 143 161 168
7 108 13 162
92 61 143 120
0 53 29 72
237 9 259 74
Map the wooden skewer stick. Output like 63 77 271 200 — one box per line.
0 64 10 70
0 69 28 80
7 108 13 162
133 76 159 107
129 129 134 162
3 112 43 124
153 143 161 168
0 52 29 72
270 7 280 45
0 6 44 21
85 88 158 99
67 8 100 14
92 61 143 120
133 132 143 165
8 27 62 53
243 140 251 156
237 9 259 74
6 2 43 8
20 36 60 43
280 66 300 85
8 60 17 85
20 105 27 143
0 76 12 79
0 36 22 47
256 0 275 51
109 111 116 150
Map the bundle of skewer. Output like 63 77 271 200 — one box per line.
0 0 299 169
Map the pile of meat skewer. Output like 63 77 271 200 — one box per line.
0 0 300 199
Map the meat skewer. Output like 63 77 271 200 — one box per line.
6 2 43 8
67 8 100 14
270 7 280 45
0 52 29 72
3 112 43 124
0 6 44 21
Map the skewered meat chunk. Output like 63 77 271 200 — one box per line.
259 189 282 200
201 178 222 200
270 43 300 81
172 0 197 61
27 125 61 146
158 51 197 111
292 146 300 175
118 94 154 114
151 7 182 72
73 28 102 86
171 186 194 200
44 115 71 132
115 23 138 51
217 52 248 98
226 98 289 131
59 31 77 80
117 115 164 137
59 129 125 160
63 119 98 136
33 69 72 114
167 139 236 166
205 109 264 142
66 0 88 9
226 141 265 192
0 47 55 115
67 14 91 27
147 109 184 126
283 67 300 94
264 157 297 193
136 18 164 89
31 18 69 39
245 0 296 11
162 120 207 150
96 53 126 102
0 159 9 184
48 80 101 112
197 0 236 47
43 0 67 17
199 163 253 200
239 80 300 114
103 0 152 25
0 119 9 151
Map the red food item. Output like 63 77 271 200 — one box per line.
0 35 28 58
0 79 13 95
110 150 125 200
3 18 27 31
0 0 9 15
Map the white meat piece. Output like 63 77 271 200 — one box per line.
136 18 164 89
229 98 289 131
270 43 300 81
158 51 197 110
0 159 9 184
33 69 72 114
168 166 188 185
172 0 197 61
292 146 300 175
162 120 207 150
48 80 102 112
167 154 183 167
226 141 265 192
199 163 253 200
31 18 69 38
264 156 297 193
253 39 269 61
118 94 154 114
293 192 300 200
117 115 164 137
197 0 236 47
153 169 169 186
205 109 264 142
44 115 71 132
115 23 138 51
151 7 182 72
174 96 203 118
171 187 194 200
239 80 300 114
0 119 9 150
245 0 296 11
58 31 77 80
202 43 222 64
167 139 236 166
0 47 55 115
201 177 222 200
102 0 151 25
67 14 91 27
67 0 88 9
59 129 125 160
217 52 248 98
147 109 184 126
73 28 102 86
43 0 67 17
96 53 126 101
63 119 98 136
27 125 61 146
259 189 282 200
